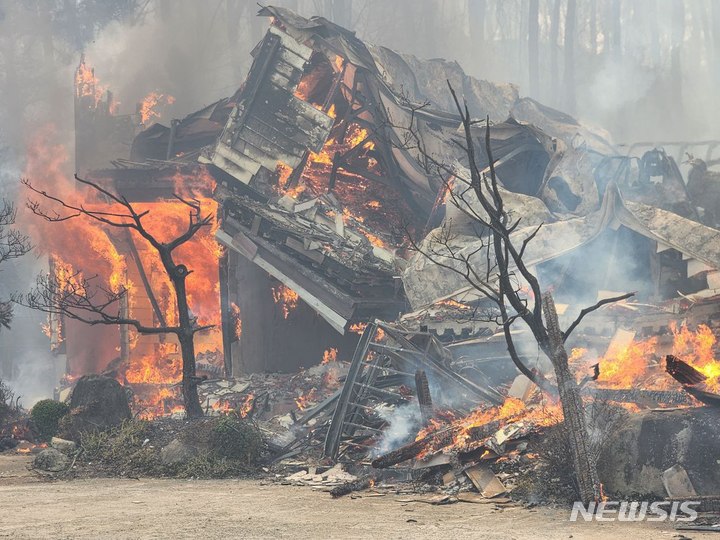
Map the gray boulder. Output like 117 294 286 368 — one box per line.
33 448 70 472
50 437 76 453
60 375 131 439
598 407 720 497
160 439 200 466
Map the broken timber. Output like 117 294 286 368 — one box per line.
323 322 504 460
371 419 502 469
665 354 720 407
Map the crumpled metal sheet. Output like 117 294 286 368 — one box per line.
444 164 556 236
403 183 720 309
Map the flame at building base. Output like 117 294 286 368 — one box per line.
21 125 224 413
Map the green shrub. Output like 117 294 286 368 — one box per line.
174 452 254 479
0 379 14 425
80 419 159 476
31 399 70 442
210 416 263 464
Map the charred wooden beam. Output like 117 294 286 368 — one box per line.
219 250 233 377
371 419 502 469
589 387 696 407
415 369 433 426
666 354 707 386
665 354 720 407
123 229 167 327
330 475 374 498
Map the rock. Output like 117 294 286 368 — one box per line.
60 375 131 439
598 407 720 497
0 437 18 452
160 439 200 466
57 387 72 403
50 437 76 453
33 448 70 472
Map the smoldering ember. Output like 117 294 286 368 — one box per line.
1 3 720 539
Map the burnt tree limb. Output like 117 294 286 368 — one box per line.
415 369 433 426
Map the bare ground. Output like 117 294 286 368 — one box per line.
0 455 712 539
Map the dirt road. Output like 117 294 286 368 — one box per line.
0 455 711 539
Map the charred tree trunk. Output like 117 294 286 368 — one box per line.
528 0 540 98
415 369 433 426
330 0 353 29
167 260 203 418
649 0 661 67
670 0 685 107
542 292 601 504
714 1 720 89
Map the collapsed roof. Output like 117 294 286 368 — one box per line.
124 6 720 334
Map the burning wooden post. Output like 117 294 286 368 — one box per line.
415 369 433 426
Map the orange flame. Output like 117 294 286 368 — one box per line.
295 388 319 410
139 91 175 124
230 302 242 340
272 284 299 319
75 58 107 106
22 126 224 403
579 322 720 394
322 348 338 365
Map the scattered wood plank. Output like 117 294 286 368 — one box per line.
457 494 513 505
662 464 697 498
464 464 507 498
396 495 458 505
508 374 535 402
412 453 451 470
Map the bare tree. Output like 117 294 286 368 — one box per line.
0 200 32 330
396 83 632 503
15 175 212 418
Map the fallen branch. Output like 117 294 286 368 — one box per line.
330 475 374 498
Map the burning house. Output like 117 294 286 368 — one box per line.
34 5 720 499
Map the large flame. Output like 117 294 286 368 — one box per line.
578 323 720 393
415 397 563 458
75 59 107 106
22 126 223 394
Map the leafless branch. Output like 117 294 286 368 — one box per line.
562 292 636 342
